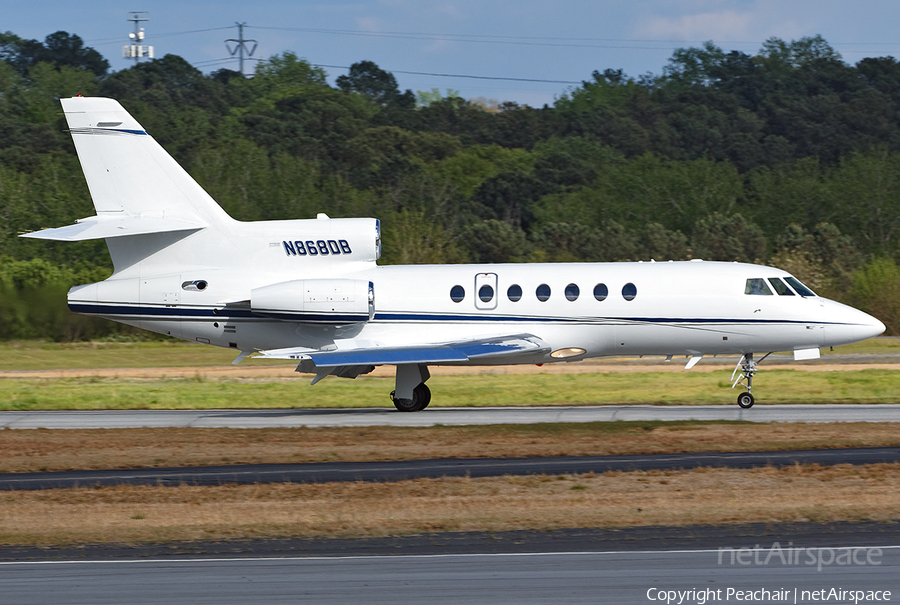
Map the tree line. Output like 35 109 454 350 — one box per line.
1 30 899 338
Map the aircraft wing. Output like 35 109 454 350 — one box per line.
258 334 550 367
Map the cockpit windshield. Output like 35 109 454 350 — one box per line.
768 278 795 296
745 278 773 295
745 276 817 297
785 276 816 297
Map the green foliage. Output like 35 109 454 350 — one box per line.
2 32 900 340
380 210 466 264
246 52 328 99
1 30 108 77
416 88 461 107
0 256 126 341
424 144 533 199
337 60 415 109
556 69 645 111
850 258 900 335
770 223 861 298
463 219 529 263
691 212 766 263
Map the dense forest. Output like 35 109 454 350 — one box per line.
1 30 900 338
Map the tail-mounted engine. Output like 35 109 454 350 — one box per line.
251 279 373 323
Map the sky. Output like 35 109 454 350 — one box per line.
7 0 900 107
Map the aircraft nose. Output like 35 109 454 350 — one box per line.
859 313 887 341
824 301 886 345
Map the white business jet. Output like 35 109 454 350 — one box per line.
22 97 885 411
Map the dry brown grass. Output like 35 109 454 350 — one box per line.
1 422 899 474
1 464 897 546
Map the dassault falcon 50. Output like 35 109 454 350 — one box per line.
22 97 886 411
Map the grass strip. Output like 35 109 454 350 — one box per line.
2 421 900 474
2 368 900 410
1 464 897 546
0 337 897 371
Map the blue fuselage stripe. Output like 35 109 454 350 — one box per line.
67 303 851 327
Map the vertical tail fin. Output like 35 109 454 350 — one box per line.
61 96 232 227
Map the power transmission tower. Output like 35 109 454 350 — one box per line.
123 11 154 64
225 23 257 76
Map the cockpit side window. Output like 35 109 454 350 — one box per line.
768 278 795 296
785 276 816 297
745 278 773 295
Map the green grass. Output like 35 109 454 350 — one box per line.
0 337 896 410
2 369 899 410
821 336 900 356
0 340 280 371
0 337 895 372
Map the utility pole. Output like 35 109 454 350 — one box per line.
123 11 154 64
225 22 257 76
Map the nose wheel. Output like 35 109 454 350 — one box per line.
731 352 771 409
737 392 755 409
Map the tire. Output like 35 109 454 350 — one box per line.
737 392 755 409
413 383 431 411
392 383 431 412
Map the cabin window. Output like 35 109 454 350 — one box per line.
785 276 816 297
565 283 579 301
507 284 522 302
593 283 608 301
450 285 465 302
745 278 773 295
536 284 551 302
768 278 795 296
622 282 637 301
478 284 495 303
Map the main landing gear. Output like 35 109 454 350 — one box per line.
731 352 772 409
391 383 431 412
391 364 432 412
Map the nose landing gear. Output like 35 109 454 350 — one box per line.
731 352 772 409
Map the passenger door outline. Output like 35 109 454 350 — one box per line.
474 273 498 310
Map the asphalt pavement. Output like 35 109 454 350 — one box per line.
4 403 900 429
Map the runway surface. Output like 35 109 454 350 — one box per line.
2 446 898 491
4 404 900 429
2 545 897 604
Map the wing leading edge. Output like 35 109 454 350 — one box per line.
258 334 550 384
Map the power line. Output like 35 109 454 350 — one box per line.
82 21 900 93
85 24 900 53
192 57 245 67
310 63 580 85
250 26 699 51
87 26 233 46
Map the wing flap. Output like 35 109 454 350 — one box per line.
259 334 549 368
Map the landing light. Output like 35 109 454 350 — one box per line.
550 347 586 359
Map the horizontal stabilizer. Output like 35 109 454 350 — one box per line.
260 334 549 368
20 215 205 241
